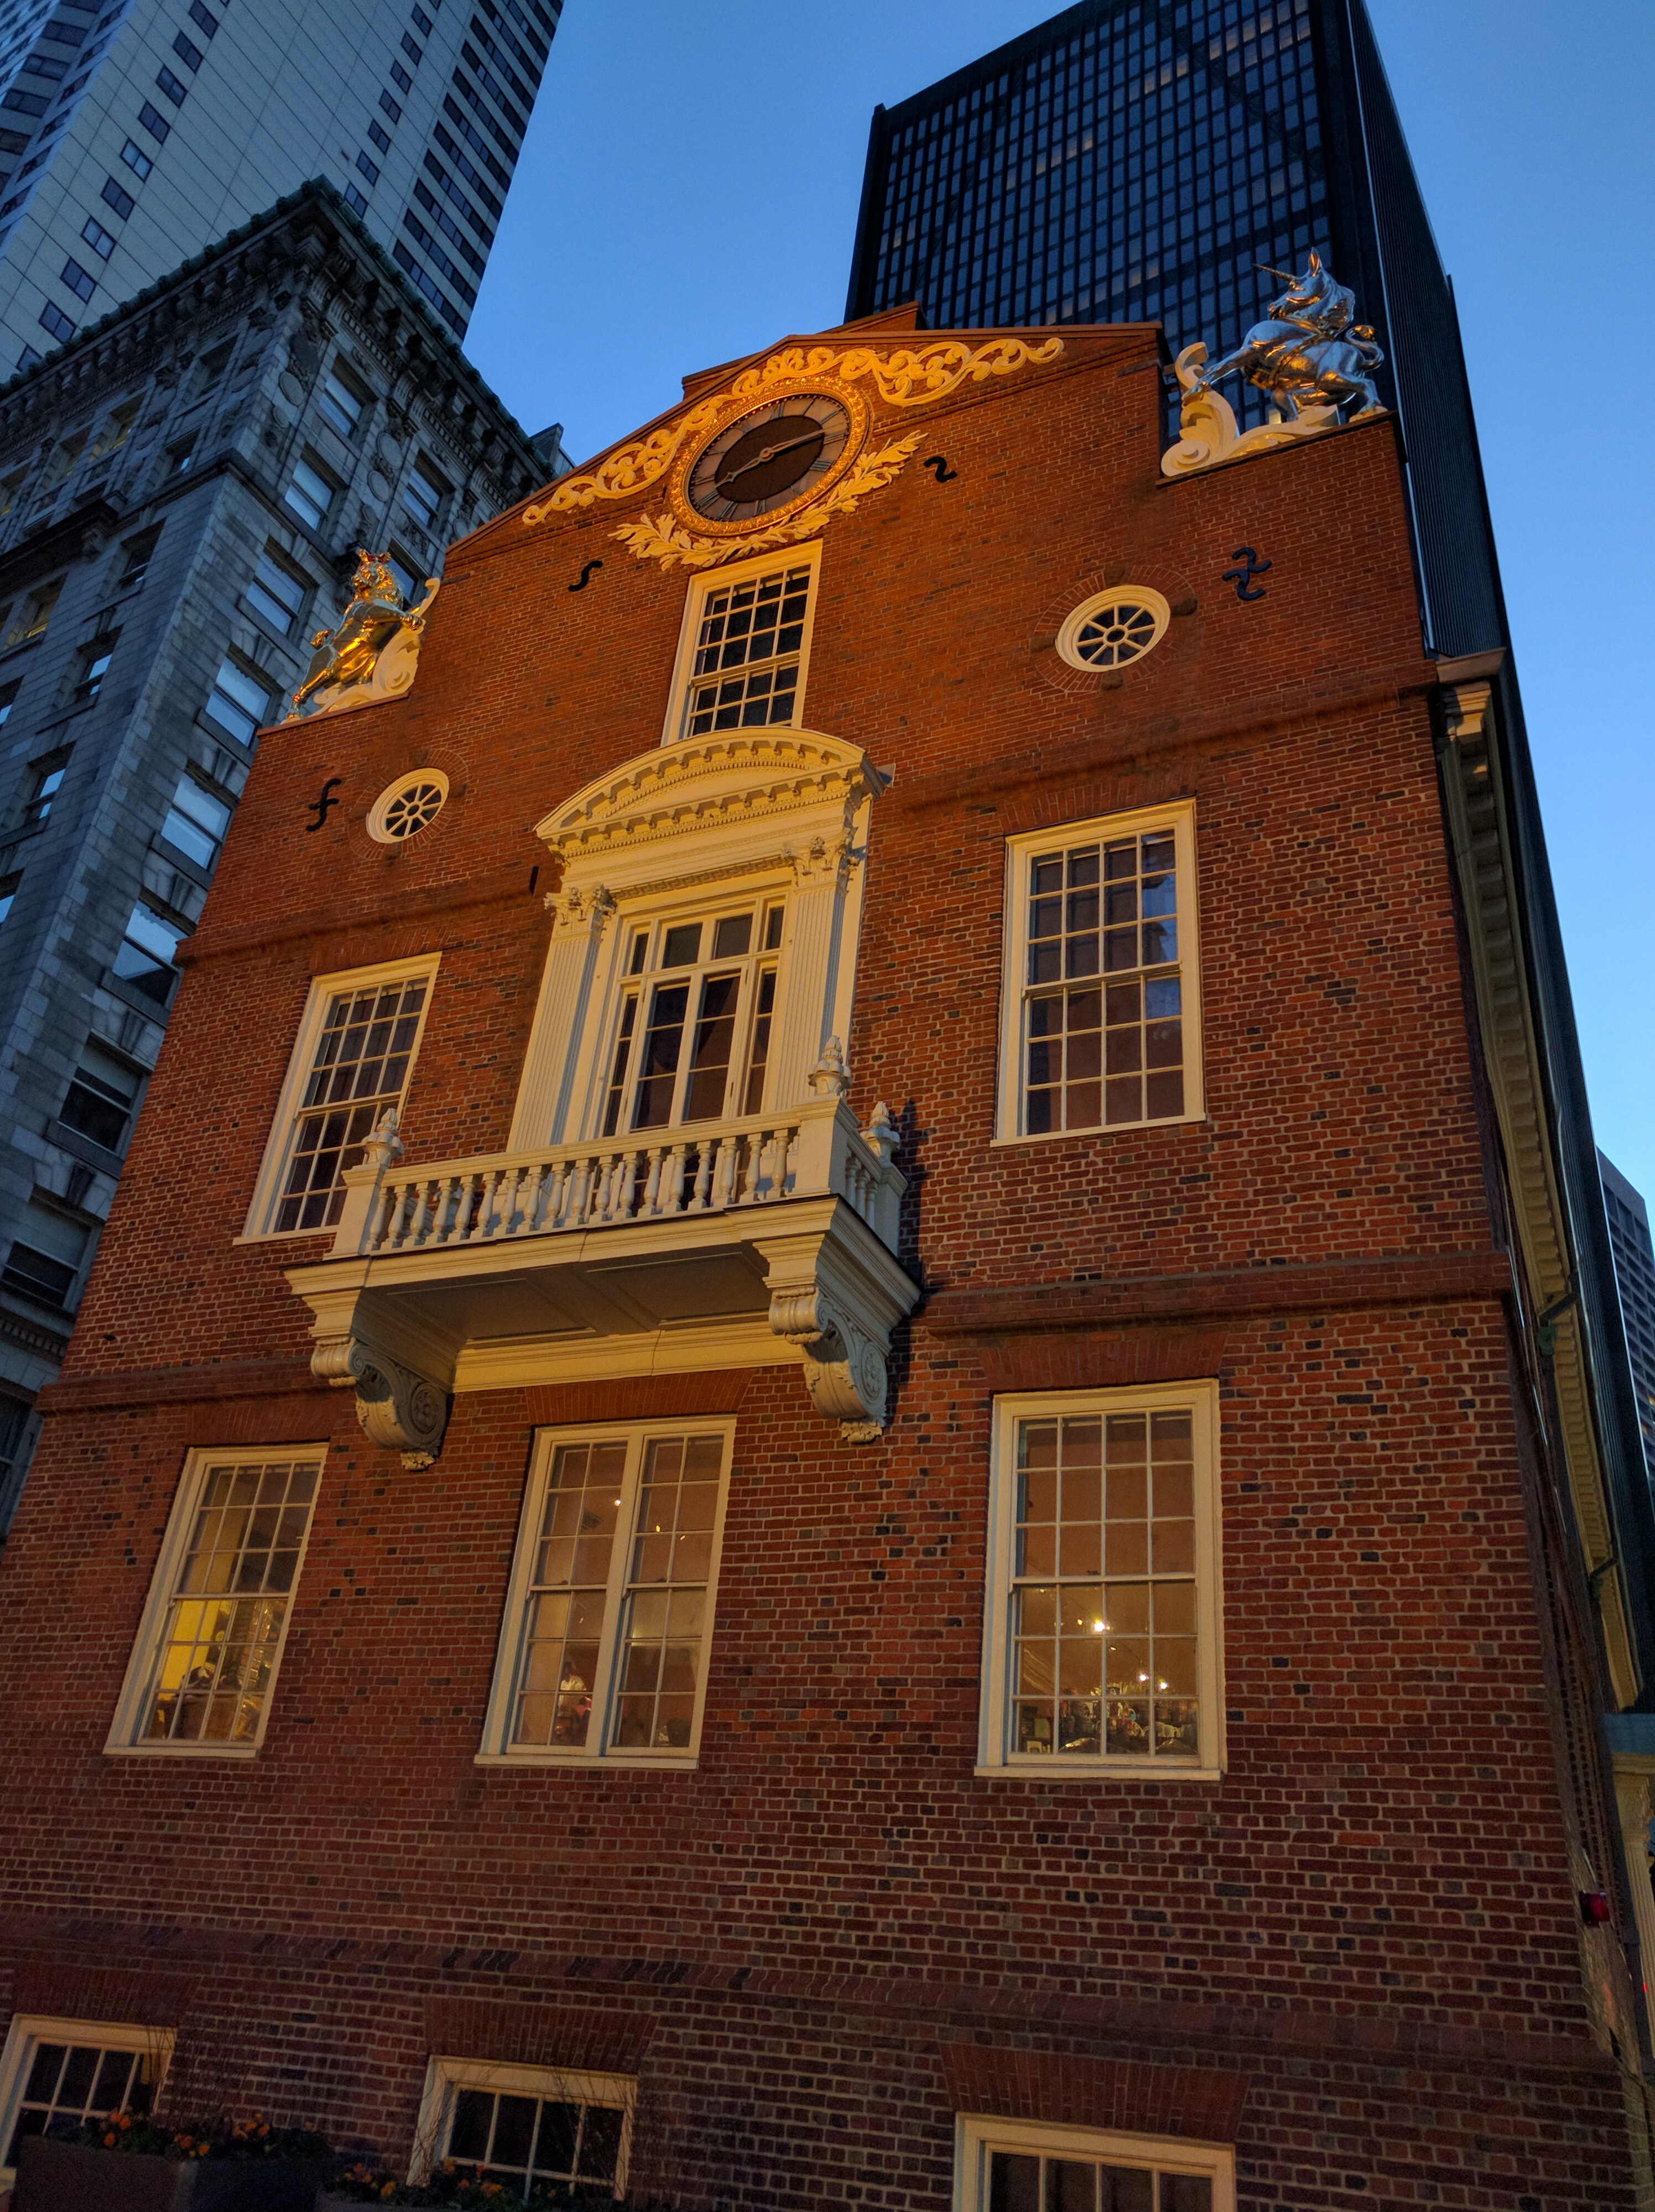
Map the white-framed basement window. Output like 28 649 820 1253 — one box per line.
478 1420 733 1767
0 2017 174 2186
414 2057 634 2199
659 543 821 745
979 1383 1224 1778
105 1446 326 1758
954 2114 1235 2212
240 952 438 1238
996 802 1202 1142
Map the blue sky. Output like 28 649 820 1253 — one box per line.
467 1 1655 1199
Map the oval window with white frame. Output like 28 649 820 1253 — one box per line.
367 769 449 844
1057 586 1172 672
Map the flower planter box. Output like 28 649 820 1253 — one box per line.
12 2134 326 2210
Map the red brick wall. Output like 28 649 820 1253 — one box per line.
0 327 1640 2204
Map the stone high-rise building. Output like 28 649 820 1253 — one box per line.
0 300 1649 2203
0 0 559 368
0 179 558 1523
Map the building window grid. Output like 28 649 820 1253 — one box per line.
684 563 810 738
272 977 428 1232
132 1455 321 1746
1023 827 1185 1136
864 0 1325 431
499 1427 728 1762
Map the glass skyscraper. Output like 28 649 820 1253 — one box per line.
846 0 1500 660
0 0 558 369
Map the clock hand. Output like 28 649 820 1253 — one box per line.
719 429 823 486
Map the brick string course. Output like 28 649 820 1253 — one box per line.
0 321 1642 2204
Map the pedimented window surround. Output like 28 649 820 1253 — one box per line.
511 728 887 1152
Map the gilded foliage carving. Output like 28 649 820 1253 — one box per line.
611 434 921 572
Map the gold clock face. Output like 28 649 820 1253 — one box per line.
685 393 853 524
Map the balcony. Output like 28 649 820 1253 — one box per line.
285 1086 918 1465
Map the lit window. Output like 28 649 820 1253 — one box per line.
203 656 270 745
316 365 365 438
71 636 115 702
413 2058 633 2201
0 467 26 515
249 962 436 1235
105 1447 325 1752
956 2116 1235 2212
59 1038 142 1151
0 2018 170 2185
112 899 185 1001
246 548 307 634
0 1197 87 1310
284 455 336 530
979 1385 1223 1775
160 773 230 869
20 753 66 823
479 1421 733 1764
669 554 817 743
997 804 1202 1141
6 578 60 645
1057 586 1172 671
367 769 447 843
401 456 446 530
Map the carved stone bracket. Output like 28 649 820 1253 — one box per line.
311 1333 449 1469
758 1217 919 1447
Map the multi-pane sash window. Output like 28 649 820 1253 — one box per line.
274 976 429 1231
680 560 813 739
999 804 1201 1140
0 2021 169 2179
482 1423 731 1764
110 1450 323 1752
417 2060 633 2202
957 2119 1234 2212
981 1386 1222 1775
602 901 784 1137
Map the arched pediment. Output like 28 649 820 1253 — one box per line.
537 730 887 869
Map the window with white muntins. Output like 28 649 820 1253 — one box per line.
479 1422 732 1766
662 545 819 745
241 954 437 1238
954 2115 1234 2212
106 1447 325 1756
0 2017 172 2186
997 804 1201 1142
603 900 785 1138
979 1384 1224 1777
414 2057 633 2200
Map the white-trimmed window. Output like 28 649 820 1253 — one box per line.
997 803 1201 1141
242 954 438 1238
662 545 820 745
106 1446 325 1756
955 2115 1234 2212
415 2057 633 2199
0 2017 172 2185
479 1420 732 1766
602 897 785 1136
979 1384 1223 1777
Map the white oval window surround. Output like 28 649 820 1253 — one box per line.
1057 587 1172 672
367 769 449 843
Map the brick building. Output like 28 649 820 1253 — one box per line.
0 308 1651 2206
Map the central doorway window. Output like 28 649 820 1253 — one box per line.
602 900 786 1136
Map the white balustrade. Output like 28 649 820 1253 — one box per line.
327 1093 903 1261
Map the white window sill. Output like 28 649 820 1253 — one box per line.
989 1110 1206 1149
473 1750 700 1772
104 1741 261 1761
231 1226 337 1246
974 1761 1223 1782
